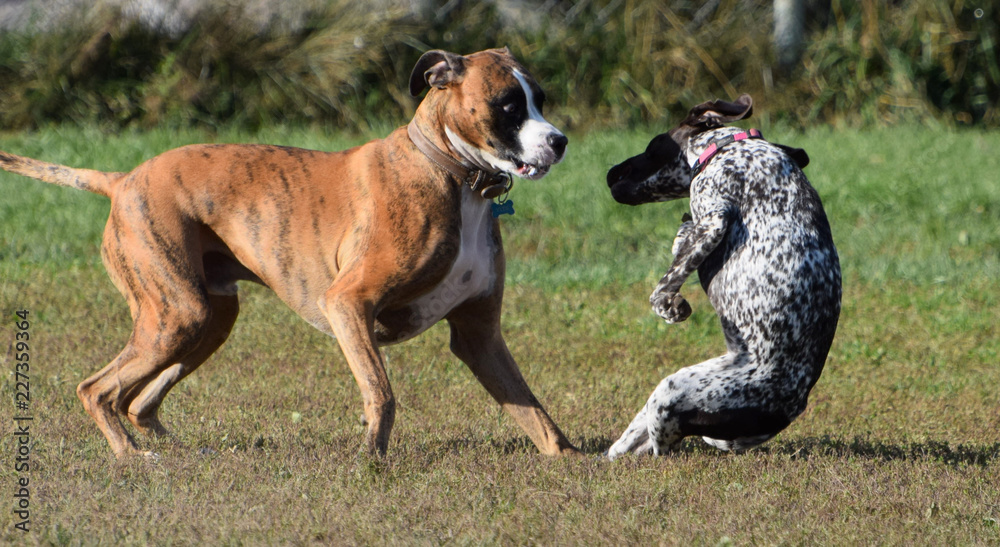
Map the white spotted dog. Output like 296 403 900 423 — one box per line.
604 94 841 458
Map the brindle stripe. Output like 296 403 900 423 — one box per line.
146 226 190 282
244 201 264 268
273 194 293 280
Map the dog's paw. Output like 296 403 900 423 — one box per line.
672 214 695 256
650 291 692 323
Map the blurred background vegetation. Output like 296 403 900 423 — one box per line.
0 0 996 132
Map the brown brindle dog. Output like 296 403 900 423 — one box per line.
0 48 577 458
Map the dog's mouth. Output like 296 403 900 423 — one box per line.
514 160 550 180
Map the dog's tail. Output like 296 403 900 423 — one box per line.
0 150 124 198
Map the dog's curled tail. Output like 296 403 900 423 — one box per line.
0 150 124 198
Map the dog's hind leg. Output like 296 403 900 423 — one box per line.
618 373 688 458
77 293 214 457
79 203 222 457
122 294 240 437
701 434 775 452
606 405 656 460
610 352 754 459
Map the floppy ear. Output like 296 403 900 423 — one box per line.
409 50 467 97
668 94 754 149
680 93 754 129
774 144 810 169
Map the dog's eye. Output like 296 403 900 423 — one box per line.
503 103 518 114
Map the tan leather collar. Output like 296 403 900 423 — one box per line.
407 121 512 199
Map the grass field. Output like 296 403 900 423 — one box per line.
1 124 998 544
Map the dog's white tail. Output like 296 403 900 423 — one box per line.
0 150 124 198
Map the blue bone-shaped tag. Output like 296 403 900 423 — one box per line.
491 199 514 218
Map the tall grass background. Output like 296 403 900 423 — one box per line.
0 0 997 131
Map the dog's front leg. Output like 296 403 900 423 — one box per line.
671 213 695 256
319 282 395 456
447 305 578 456
651 208 730 323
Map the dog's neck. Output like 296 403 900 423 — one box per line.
687 128 763 173
407 120 512 199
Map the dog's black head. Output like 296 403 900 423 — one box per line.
606 95 754 205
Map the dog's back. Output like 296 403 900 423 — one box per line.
692 131 841 408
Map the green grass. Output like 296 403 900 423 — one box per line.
1 125 998 544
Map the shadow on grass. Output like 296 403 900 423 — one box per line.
762 435 1000 467
442 437 547 455
574 435 1000 467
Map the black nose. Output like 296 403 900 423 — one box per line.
547 133 568 157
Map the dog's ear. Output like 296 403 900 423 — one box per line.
409 50 467 97
774 143 810 169
669 94 754 149
680 94 753 129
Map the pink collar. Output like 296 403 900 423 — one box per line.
691 129 763 174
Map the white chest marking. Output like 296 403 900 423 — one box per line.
406 191 495 335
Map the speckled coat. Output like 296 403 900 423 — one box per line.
606 95 841 457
